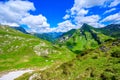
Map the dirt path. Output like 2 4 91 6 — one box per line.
0 70 33 80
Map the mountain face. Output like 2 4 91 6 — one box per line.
0 25 75 72
11 26 28 34
97 24 120 38
33 32 63 43
57 24 113 53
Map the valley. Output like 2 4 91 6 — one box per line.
0 0 120 80
0 24 120 80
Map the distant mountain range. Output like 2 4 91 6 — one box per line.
11 24 120 43
10 23 120 54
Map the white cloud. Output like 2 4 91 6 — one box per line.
63 0 120 28
54 20 76 32
104 8 116 14
0 0 51 33
75 0 107 8
64 0 107 28
21 15 50 29
109 0 120 7
1 22 19 27
63 14 70 20
70 0 108 15
63 0 120 29
101 12 120 23
77 9 88 16
21 14 50 33
75 15 100 24
0 0 35 25
74 15 104 27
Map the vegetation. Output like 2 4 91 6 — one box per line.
0 25 75 72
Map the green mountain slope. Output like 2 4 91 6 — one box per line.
0 25 75 72
57 24 113 53
23 39 120 80
97 24 120 38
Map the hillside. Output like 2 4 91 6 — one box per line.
57 24 113 53
0 24 120 80
16 39 120 80
97 24 120 38
0 25 75 72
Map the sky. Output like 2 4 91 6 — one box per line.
0 0 120 33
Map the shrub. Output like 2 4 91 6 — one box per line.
111 51 120 58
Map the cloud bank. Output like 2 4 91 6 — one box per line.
63 0 120 28
0 0 120 33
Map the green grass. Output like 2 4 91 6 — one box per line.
0 25 76 72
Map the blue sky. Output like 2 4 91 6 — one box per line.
29 0 74 28
0 0 120 33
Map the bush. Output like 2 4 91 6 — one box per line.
100 72 115 80
111 51 120 58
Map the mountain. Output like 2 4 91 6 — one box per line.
33 32 63 43
11 26 64 43
0 25 75 72
0 24 120 80
97 24 120 38
57 23 113 53
11 26 28 34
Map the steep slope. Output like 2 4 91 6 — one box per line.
21 39 120 80
0 25 75 72
97 24 120 38
57 24 112 53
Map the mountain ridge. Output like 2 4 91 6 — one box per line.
97 24 120 38
56 23 115 53
10 24 120 43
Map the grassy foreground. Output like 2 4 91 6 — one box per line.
16 39 120 80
